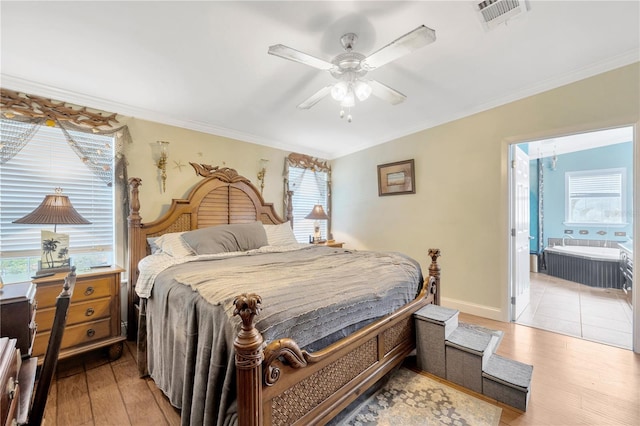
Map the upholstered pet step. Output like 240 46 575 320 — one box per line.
482 354 533 411
444 323 504 393
414 304 459 378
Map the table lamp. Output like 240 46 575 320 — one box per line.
305 204 329 243
13 188 90 275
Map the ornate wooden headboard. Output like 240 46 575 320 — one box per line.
126 166 292 339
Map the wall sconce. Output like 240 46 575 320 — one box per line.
257 158 268 195
156 141 170 192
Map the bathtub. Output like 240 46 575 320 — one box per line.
544 245 623 289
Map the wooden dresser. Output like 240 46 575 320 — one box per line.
0 337 36 426
31 266 126 363
0 282 37 358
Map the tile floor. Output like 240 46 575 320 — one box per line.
516 272 633 349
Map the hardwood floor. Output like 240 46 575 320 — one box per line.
43 341 180 425
44 316 639 425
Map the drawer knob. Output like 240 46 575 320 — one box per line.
84 286 95 296
85 307 95 317
87 329 96 338
6 376 16 400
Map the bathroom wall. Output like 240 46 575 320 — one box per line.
536 141 633 248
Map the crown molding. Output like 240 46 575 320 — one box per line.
330 50 640 159
4 48 637 161
0 74 331 159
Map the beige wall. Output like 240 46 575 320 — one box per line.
122 118 290 222
331 63 640 321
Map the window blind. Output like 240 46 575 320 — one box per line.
0 120 114 257
566 168 624 224
288 166 328 242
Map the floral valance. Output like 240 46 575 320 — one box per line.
286 152 330 172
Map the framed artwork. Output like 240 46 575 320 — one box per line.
377 159 416 196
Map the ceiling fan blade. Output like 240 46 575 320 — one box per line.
363 25 436 70
297 85 333 109
268 44 336 71
369 80 406 105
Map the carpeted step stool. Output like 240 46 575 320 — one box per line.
444 323 504 394
482 354 533 411
414 304 459 378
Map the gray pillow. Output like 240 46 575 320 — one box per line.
181 222 268 255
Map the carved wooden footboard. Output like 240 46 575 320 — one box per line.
234 250 440 426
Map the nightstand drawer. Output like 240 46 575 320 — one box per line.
0 283 37 358
33 318 111 357
36 277 112 308
36 297 111 333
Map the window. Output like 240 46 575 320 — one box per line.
288 166 328 242
0 120 115 283
565 168 625 225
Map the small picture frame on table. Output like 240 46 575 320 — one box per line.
377 159 416 196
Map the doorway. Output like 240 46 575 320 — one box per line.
509 126 635 350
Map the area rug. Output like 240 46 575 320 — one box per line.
338 367 502 426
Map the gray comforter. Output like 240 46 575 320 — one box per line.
144 246 423 425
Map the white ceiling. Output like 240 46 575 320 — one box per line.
1 1 638 160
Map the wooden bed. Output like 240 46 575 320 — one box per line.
127 165 441 426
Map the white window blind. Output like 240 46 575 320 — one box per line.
0 120 114 279
288 166 328 242
566 168 625 224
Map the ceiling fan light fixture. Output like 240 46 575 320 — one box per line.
354 80 372 101
331 81 348 101
340 90 355 108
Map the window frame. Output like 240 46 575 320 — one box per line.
564 167 627 226
0 121 116 283
287 165 330 243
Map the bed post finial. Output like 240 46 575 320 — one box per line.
128 177 142 222
428 248 441 305
233 293 264 426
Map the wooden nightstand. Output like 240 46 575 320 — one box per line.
31 266 125 363
0 282 37 358
315 240 344 248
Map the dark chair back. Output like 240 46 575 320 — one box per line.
28 267 76 426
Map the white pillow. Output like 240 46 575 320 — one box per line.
153 232 195 257
263 222 298 246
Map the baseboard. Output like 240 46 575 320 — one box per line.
440 297 506 322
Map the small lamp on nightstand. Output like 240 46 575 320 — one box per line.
13 188 90 275
305 204 329 243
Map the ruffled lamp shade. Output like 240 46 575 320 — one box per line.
13 190 90 231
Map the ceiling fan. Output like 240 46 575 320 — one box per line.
268 25 436 122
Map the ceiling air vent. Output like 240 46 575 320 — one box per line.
475 0 529 31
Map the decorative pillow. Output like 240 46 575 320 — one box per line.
181 222 268 255
147 237 161 254
153 232 195 257
263 222 298 246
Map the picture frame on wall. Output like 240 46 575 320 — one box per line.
377 159 416 196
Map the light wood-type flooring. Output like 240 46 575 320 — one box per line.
43 314 639 425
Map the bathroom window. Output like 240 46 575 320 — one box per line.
565 168 625 225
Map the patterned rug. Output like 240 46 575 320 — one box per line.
338 367 502 426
